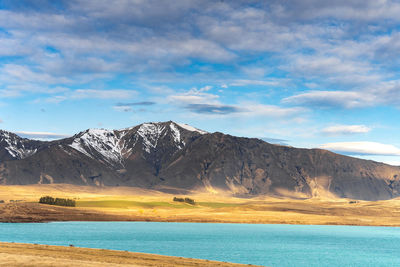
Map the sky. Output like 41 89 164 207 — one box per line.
1 0 400 165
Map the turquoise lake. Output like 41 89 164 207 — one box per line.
1 222 400 266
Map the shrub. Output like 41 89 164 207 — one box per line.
349 200 359 204
173 196 195 205
39 196 76 207
184 197 195 205
173 197 184 202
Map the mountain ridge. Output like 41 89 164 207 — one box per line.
1 121 400 200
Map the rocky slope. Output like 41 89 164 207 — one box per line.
1 121 400 200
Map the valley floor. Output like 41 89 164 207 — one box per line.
0 242 255 267
1 184 400 226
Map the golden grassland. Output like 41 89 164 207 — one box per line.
0 242 258 267
1 184 400 226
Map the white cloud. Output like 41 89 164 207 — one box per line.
168 86 306 118
113 105 132 112
0 37 33 56
241 104 306 118
320 141 400 156
321 125 371 136
46 89 137 103
168 87 219 104
71 89 136 99
282 90 375 108
230 79 287 87
283 79 400 109
2 64 70 84
286 56 372 77
45 95 67 103
15 131 70 140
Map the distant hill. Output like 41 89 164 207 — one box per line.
1 121 399 200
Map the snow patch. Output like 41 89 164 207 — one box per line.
176 123 207 134
68 129 126 166
136 123 166 153
0 131 38 159
170 123 184 149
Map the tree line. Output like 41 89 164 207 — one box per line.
39 196 76 207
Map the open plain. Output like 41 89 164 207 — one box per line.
1 184 400 226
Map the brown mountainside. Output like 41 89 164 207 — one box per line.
0 121 399 200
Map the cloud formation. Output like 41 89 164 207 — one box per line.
113 101 156 112
115 102 156 106
15 131 70 140
184 104 242 115
322 125 371 136
282 91 372 108
47 89 138 103
320 142 400 156
1 0 400 111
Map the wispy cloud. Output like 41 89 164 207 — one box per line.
241 104 306 118
47 89 137 103
229 79 287 87
321 125 371 136
168 86 219 104
113 101 156 112
184 104 242 115
115 101 155 106
15 131 70 140
282 90 374 108
320 142 400 156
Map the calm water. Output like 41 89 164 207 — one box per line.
1 222 400 266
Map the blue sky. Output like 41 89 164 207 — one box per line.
1 0 400 165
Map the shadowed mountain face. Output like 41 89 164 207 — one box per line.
1 121 400 200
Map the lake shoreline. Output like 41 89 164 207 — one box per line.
0 242 259 267
3 222 400 266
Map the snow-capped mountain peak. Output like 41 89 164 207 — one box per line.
0 121 207 165
121 121 205 154
68 128 126 166
136 123 167 153
60 121 208 166
0 130 39 159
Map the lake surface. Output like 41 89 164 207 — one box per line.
1 222 400 266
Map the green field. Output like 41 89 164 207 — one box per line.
76 200 198 209
76 200 242 209
196 202 242 208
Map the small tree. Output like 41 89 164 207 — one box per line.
173 196 195 205
184 197 195 205
173 197 185 202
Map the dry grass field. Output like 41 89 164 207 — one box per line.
1 184 400 226
0 242 258 267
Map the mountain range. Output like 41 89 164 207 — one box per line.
1 121 400 201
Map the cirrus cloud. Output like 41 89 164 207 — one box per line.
320 141 400 156
321 125 371 136
282 90 375 108
15 131 70 140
